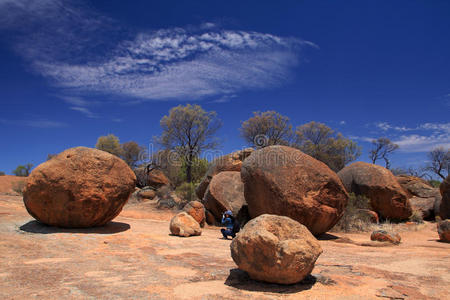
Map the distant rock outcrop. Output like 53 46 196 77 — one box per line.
397 175 441 220
439 175 450 220
203 171 246 223
147 169 170 189
169 212 202 237
241 146 348 235
338 162 412 220
23 147 136 228
230 214 322 284
195 148 253 200
183 201 206 227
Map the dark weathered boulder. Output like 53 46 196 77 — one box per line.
437 219 450 242
203 171 246 222
230 214 322 284
23 147 136 228
439 175 450 220
338 162 412 220
195 148 253 200
241 145 348 235
397 175 441 220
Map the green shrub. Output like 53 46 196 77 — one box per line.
175 182 198 202
332 193 373 232
428 180 441 188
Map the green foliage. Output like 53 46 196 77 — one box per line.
12 163 33 177
0 171 5 176
332 193 373 232
157 104 221 183
428 180 441 188
121 141 144 168
369 137 399 169
295 121 361 172
95 134 123 157
175 182 198 202
178 157 209 184
240 111 293 148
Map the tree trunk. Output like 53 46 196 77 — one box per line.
186 154 193 183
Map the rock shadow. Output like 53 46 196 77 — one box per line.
224 268 320 294
19 220 130 234
317 233 340 240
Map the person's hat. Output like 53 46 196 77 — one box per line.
224 210 233 216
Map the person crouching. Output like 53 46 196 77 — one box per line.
221 210 235 239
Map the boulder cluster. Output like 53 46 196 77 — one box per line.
21 145 450 285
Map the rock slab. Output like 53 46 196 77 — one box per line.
241 145 348 235
230 214 322 284
23 147 136 227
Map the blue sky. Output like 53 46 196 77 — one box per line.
0 0 449 175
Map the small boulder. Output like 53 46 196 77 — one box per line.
196 148 253 199
338 162 412 220
437 219 450 242
370 230 401 245
169 212 202 237
203 171 246 222
23 147 136 228
183 201 206 227
439 175 450 220
230 214 322 284
139 188 156 200
241 146 348 235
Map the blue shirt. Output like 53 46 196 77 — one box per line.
221 217 233 230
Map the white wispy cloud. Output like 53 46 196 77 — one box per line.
361 121 450 153
375 122 413 132
0 118 67 128
69 106 97 118
0 0 314 102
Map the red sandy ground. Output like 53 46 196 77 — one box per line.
0 184 448 299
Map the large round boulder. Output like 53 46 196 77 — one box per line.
23 147 136 227
183 200 206 227
397 175 441 220
439 175 450 220
203 171 246 222
337 162 412 220
241 145 348 235
230 214 322 284
195 148 253 200
169 212 202 237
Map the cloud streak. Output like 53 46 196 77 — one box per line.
0 0 314 102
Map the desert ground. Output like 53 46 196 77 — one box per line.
0 179 449 299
